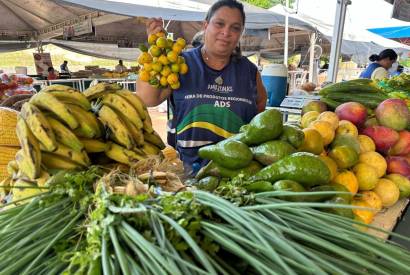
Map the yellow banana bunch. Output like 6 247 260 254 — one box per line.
47 116 84 152
20 102 57 152
105 142 145 165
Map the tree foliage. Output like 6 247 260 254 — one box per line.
243 0 294 9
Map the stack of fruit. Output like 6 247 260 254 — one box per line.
301 98 410 224
3 84 166 202
137 32 188 89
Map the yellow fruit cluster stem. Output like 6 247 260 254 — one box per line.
138 32 188 90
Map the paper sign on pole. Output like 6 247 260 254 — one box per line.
33 53 53 76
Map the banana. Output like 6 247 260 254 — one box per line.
102 93 143 129
40 84 77 92
47 116 84 152
35 170 50 188
15 117 41 179
143 131 165 149
114 110 144 147
7 160 19 176
49 143 90 166
105 142 145 165
50 91 91 111
66 104 101 138
80 138 108 153
115 90 147 120
142 108 154 133
29 92 79 130
15 149 40 180
20 102 57 152
141 141 161 155
12 179 43 203
41 152 85 170
98 105 135 149
83 83 121 100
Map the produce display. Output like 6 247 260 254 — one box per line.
137 32 188 89
0 83 165 202
1 80 410 273
0 73 34 104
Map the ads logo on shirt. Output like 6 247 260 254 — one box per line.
207 76 233 93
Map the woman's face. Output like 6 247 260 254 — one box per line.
203 7 244 57
379 58 396 69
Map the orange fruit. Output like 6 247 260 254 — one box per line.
148 34 157 45
149 70 157 77
358 191 382 211
137 52 152 64
160 65 171 77
152 62 163 72
317 111 339 130
160 76 168 87
373 178 400 207
176 37 186 48
357 135 376 153
139 70 150 82
309 120 335 145
358 151 386 178
332 170 358 194
352 163 379 191
300 111 319 128
352 199 376 224
167 73 179 85
177 56 186 64
167 51 178 63
179 63 188 75
298 128 324 155
143 63 153 72
319 156 338 181
170 63 180 73
172 43 183 54
156 37 168 49
148 77 159 88
149 45 161 57
336 120 358 138
158 55 170 65
170 81 180 90
167 39 174 49
329 145 359 169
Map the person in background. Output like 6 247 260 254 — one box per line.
191 31 204 48
137 0 267 174
47 67 58 80
359 49 397 80
115 60 127 73
391 64 404 76
60 60 70 74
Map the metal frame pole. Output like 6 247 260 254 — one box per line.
284 0 289 66
327 0 351 83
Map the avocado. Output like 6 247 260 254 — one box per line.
251 140 296 165
272 179 306 201
196 176 220 191
279 124 305 148
323 196 354 219
304 185 339 202
198 139 253 169
244 181 274 193
248 152 331 188
195 160 263 180
240 109 283 145
239 124 249 133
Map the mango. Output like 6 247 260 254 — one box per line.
386 156 410 178
362 126 400 154
388 130 410 156
335 102 367 126
375 99 410 131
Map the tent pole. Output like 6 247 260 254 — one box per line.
327 0 351 83
308 32 315 82
284 0 289 66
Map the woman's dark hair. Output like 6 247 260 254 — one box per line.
48 67 54 72
369 49 398 62
204 0 245 61
205 0 245 26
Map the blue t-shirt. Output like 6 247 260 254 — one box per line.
359 63 382 79
169 46 258 170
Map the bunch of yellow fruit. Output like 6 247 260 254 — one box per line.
137 32 188 89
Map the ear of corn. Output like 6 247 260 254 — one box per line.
0 146 20 165
0 107 19 146
0 164 9 181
